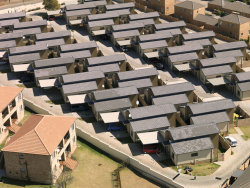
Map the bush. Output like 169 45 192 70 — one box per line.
43 0 60 10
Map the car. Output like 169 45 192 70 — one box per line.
48 15 55 21
225 136 237 147
106 124 124 131
143 145 161 154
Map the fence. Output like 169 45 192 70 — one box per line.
218 135 231 161
237 118 250 127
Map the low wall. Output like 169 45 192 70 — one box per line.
218 135 231 161
23 98 52 115
237 118 250 127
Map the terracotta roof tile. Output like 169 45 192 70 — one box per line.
0 87 23 112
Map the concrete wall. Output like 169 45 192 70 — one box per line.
218 135 231 161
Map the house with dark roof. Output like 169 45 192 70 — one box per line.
174 1 205 23
161 123 220 165
218 14 250 40
14 20 48 33
105 2 135 13
155 21 186 34
2 115 77 184
129 12 160 24
65 9 91 26
232 72 250 100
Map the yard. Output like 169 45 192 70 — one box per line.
239 126 250 141
228 126 237 134
172 162 220 176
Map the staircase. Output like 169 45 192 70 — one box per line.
63 157 78 170
7 123 20 133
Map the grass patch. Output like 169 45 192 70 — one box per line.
172 163 220 176
16 84 26 88
229 127 237 134
239 126 250 140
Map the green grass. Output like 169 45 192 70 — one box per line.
16 84 26 88
239 126 250 140
172 163 220 176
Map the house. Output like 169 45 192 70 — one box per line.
161 123 219 165
0 12 26 22
60 71 105 105
0 12 26 33
218 14 250 40
9 53 41 72
212 41 248 60
65 1 107 14
0 87 24 140
147 0 175 15
129 18 156 34
0 32 23 47
34 66 68 88
208 0 250 18
36 30 72 45
88 19 114 37
183 39 212 58
2 115 77 184
230 164 250 188
13 28 41 44
233 72 250 100
157 29 183 46
181 99 235 123
145 81 195 105
129 12 160 24
174 1 205 23
14 20 48 33
65 9 91 26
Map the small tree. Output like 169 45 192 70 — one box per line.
43 0 60 10
56 171 73 188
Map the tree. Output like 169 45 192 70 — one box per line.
43 0 60 10
56 171 73 188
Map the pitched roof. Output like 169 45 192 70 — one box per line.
60 50 91 59
34 57 74 69
238 82 250 92
199 57 237 67
175 1 205 10
230 166 250 188
34 66 68 78
128 104 177 120
129 12 159 21
94 98 132 112
9 53 40 64
151 82 194 97
167 43 203 55
215 49 244 58
169 52 198 63
87 54 126 66
36 30 71 41
194 14 218 26
118 78 153 89
191 111 230 124
139 40 168 50
106 2 134 10
219 14 250 24
183 39 211 47
117 68 158 81
171 137 214 155
112 22 144 32
9 43 47 55
0 87 23 112
201 65 233 76
113 29 140 39
62 71 104 84
129 18 155 26
235 72 250 82
88 63 120 74
188 99 235 115
139 32 172 43
155 21 186 30
168 123 219 141
182 31 215 41
130 116 170 133
62 81 98 95
152 93 189 105
60 41 97 52
66 9 91 17
213 41 247 52
0 12 25 21
88 19 114 27
2 115 76 155
14 20 47 29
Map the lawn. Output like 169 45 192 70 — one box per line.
239 126 250 140
172 163 220 176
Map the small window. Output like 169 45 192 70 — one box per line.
19 154 24 159
241 33 243 36
166 7 169 11
20 168 25 173
191 152 198 157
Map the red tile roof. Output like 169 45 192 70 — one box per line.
0 87 23 112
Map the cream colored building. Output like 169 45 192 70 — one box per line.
2 115 77 184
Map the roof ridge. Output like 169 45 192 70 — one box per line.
34 116 50 155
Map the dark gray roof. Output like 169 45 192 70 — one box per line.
113 30 140 39
34 66 68 78
62 71 105 84
151 82 194 97
130 116 170 133
0 32 22 42
87 54 126 66
214 50 244 58
219 14 250 24
194 14 218 26
171 137 214 155
182 31 215 41
191 111 230 124
155 21 186 31
60 41 97 52
118 78 153 89
129 18 155 26
169 52 198 63
139 32 172 43
200 57 237 67
9 53 40 64
0 40 16 49
213 41 247 52
152 94 189 105
35 38 65 47
230 166 250 188
9 43 47 55
117 68 158 81
128 104 177 120
13 27 41 36
112 22 144 32
88 11 119 21
175 1 205 10
94 98 132 112
235 72 250 82
34 57 74 69
167 44 203 55
238 82 250 92
66 1 105 11
93 86 138 101
14 20 47 29
188 99 235 115
0 19 19 27
60 50 91 59
106 2 134 10
168 123 219 141
88 19 114 27
66 9 91 17
106 9 130 16
36 30 71 41
88 64 120 73
201 65 233 76
140 40 168 50
183 39 211 47
129 12 159 21
62 81 98 95
156 28 182 36
0 12 26 21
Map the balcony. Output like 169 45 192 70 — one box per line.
2 107 9 119
9 100 16 112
